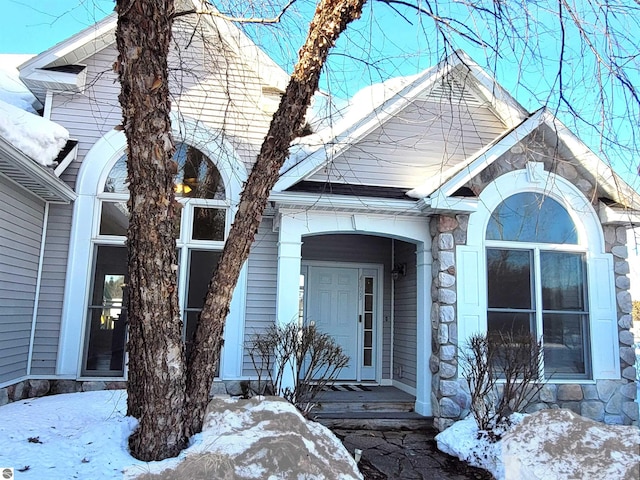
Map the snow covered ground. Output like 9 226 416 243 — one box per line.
0 390 361 480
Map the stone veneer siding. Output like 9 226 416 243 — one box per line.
430 130 638 431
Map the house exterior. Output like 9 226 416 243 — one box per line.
1 2 638 428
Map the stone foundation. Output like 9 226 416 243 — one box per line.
0 379 127 406
0 378 263 407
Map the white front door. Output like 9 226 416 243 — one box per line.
305 265 379 381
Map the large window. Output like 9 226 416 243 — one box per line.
82 143 227 377
486 192 590 378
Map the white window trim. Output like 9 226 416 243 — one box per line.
58 118 248 379
459 163 619 381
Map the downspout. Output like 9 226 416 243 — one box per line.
390 238 395 381
27 201 50 375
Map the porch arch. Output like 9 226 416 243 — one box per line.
275 209 433 415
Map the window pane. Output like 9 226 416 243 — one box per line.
192 207 225 241
486 192 578 244
104 143 225 199
487 311 534 338
175 144 225 199
365 277 373 294
543 313 587 375
84 245 128 376
487 249 532 309
363 349 372 367
186 250 221 308
100 202 181 238
364 294 373 311
541 252 585 311
185 250 221 361
99 202 129 236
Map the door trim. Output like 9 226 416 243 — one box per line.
301 260 384 384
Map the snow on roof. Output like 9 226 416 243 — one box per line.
283 72 422 173
0 54 40 113
0 54 69 167
0 98 69 167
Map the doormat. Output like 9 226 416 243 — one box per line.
322 385 371 392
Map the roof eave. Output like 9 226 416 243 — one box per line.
269 191 426 216
0 136 76 203
598 202 640 227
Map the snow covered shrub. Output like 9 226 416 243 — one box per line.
247 323 349 416
461 332 545 440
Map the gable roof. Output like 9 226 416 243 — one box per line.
274 51 528 192
18 0 289 104
275 51 639 216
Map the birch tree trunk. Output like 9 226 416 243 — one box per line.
184 0 367 436
115 0 187 461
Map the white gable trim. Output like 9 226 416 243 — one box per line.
20 2 290 104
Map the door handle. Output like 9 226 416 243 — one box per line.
359 315 362 323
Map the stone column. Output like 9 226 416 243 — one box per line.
430 214 469 431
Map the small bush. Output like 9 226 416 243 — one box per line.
247 322 349 416
460 331 546 440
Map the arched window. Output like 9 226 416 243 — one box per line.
486 192 578 244
82 143 227 376
485 192 589 378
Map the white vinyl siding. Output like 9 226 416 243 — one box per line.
307 99 506 189
392 240 417 388
30 203 73 375
242 218 279 375
0 174 44 384
50 25 276 190
301 234 392 380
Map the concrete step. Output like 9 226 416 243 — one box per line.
312 400 415 414
313 412 435 431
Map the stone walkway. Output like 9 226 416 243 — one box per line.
333 428 493 480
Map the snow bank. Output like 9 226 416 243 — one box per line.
503 409 640 479
0 98 69 166
126 395 362 479
435 415 522 479
437 409 640 480
0 390 136 480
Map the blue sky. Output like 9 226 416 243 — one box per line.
0 1 113 53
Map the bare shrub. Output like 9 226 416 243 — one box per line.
247 322 349 416
461 331 546 439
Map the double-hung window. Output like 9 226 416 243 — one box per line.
485 192 590 379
